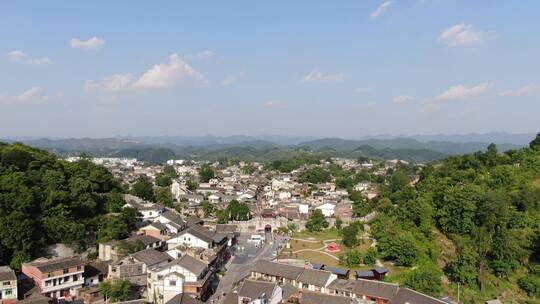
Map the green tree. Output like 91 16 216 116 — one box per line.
155 187 173 207
305 209 329 232
364 247 378 265
530 132 540 149
446 244 478 285
186 180 199 191
199 164 215 183
155 173 172 187
378 232 419 266
404 266 442 296
298 167 331 184
350 191 370 217
518 275 540 297
163 165 178 178
342 225 359 248
105 192 124 213
99 278 133 302
335 217 343 230
131 176 155 201
201 201 216 217
97 217 129 243
241 164 256 174
345 250 363 267
117 240 146 256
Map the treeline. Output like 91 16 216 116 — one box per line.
369 135 540 301
0 142 125 268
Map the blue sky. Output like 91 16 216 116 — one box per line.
1 1 539 138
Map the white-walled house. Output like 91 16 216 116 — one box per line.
237 280 282 304
316 203 336 217
166 225 226 249
354 182 371 192
298 204 309 214
123 194 164 222
153 210 187 235
147 255 212 303
0 266 17 303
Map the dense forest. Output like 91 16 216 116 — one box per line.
0 142 125 268
370 134 540 302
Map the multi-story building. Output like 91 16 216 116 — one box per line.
147 254 213 303
21 257 85 299
0 266 17 304
108 249 171 286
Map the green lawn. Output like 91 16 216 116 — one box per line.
289 239 325 250
286 251 341 267
292 229 341 241
280 229 375 269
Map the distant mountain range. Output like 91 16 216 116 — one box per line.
1 132 534 164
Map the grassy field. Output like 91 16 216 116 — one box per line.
292 229 341 241
279 229 374 269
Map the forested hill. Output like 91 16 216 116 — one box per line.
370 134 540 302
0 142 125 268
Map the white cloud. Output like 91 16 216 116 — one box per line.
132 54 205 89
355 87 370 94
86 53 205 92
370 1 393 19
392 95 413 104
16 87 48 103
7 50 25 62
85 74 135 92
439 23 491 47
498 83 540 97
303 69 344 82
70 36 106 50
435 82 490 100
263 100 287 108
222 75 236 87
7 50 51 65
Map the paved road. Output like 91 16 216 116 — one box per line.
207 234 286 304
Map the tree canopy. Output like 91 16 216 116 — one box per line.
0 143 123 267
305 209 329 232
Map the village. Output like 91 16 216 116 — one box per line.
0 155 456 304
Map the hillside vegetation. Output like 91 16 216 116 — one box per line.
0 142 125 268
370 134 540 303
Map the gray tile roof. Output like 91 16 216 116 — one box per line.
238 280 278 300
328 278 399 300
165 293 202 304
131 248 171 267
388 288 447 304
0 266 16 281
83 261 110 278
297 269 333 287
281 283 298 300
177 225 216 243
25 256 84 273
156 255 207 277
147 222 167 231
252 260 304 280
300 293 351 304
177 254 207 276
162 210 186 226
125 234 161 246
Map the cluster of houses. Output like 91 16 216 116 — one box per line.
224 259 447 304
162 158 390 224
1 193 236 304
